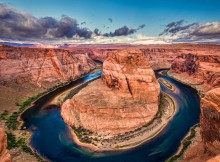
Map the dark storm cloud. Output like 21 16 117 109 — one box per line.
38 17 58 28
108 18 113 23
159 20 198 36
0 3 47 40
103 24 145 37
0 4 93 40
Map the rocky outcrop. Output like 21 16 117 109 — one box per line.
200 88 220 155
0 128 11 162
61 49 160 137
207 154 220 162
169 52 220 93
0 45 96 88
102 49 160 102
171 53 200 75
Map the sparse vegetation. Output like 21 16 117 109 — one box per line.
72 126 93 144
0 110 9 120
166 124 199 162
6 131 44 161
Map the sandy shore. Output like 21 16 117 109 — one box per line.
68 91 176 151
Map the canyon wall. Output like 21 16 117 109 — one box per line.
201 88 220 155
169 53 220 93
61 49 160 136
0 128 11 162
0 45 97 88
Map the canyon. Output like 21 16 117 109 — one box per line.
0 44 97 88
0 44 220 161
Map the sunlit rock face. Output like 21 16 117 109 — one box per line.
0 45 96 88
201 88 220 155
102 49 160 103
61 49 160 136
169 52 220 93
0 128 11 162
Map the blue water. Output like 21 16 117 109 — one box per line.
21 70 200 162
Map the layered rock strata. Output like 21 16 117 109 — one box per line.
200 88 220 155
0 128 11 162
169 53 220 93
0 45 96 88
180 88 220 162
61 49 160 137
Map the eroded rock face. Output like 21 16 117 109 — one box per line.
0 128 11 162
171 53 200 75
0 45 96 88
102 49 160 102
201 88 220 155
169 52 220 93
61 49 160 136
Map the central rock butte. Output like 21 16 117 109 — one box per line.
61 49 160 141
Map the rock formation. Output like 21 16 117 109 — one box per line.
61 49 160 137
200 87 220 155
0 128 11 162
171 53 200 75
169 52 220 93
0 45 96 88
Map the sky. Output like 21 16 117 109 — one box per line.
0 0 220 44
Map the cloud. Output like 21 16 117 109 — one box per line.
103 24 146 37
137 24 146 30
160 20 220 43
188 22 220 39
159 20 198 36
80 21 86 25
0 4 93 40
108 18 113 23
94 28 101 36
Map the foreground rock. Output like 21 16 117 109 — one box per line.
179 88 220 162
201 88 220 155
0 128 11 162
61 49 161 150
0 45 96 88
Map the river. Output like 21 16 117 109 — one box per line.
21 70 200 162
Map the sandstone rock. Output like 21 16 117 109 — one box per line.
102 49 160 102
171 53 200 75
61 49 160 136
0 128 11 162
0 45 96 88
207 154 220 162
201 88 220 155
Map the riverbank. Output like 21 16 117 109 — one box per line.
167 71 206 98
158 70 202 162
67 91 176 151
0 68 100 162
166 124 200 162
158 78 176 91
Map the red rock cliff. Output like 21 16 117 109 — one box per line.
200 88 220 155
0 128 11 162
0 45 96 88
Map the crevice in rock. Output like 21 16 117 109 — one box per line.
125 75 133 97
